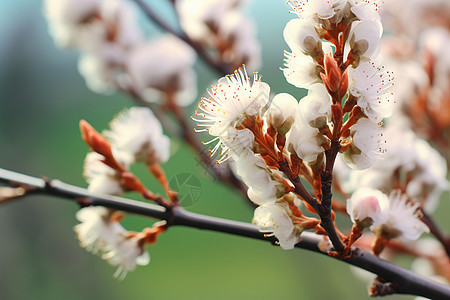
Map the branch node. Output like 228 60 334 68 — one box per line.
369 276 398 297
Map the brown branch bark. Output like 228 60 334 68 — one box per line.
1 167 450 299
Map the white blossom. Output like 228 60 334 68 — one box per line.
219 11 261 70
104 107 170 165
126 35 198 106
405 138 449 211
286 84 331 163
283 31 335 90
287 0 383 25
265 93 298 134
347 187 389 227
78 54 117 94
346 19 383 63
288 122 327 163
283 19 321 55
211 128 255 163
341 117 385 169
287 0 347 21
74 206 150 279
44 0 142 54
43 0 102 49
342 125 449 211
253 202 302 250
83 152 126 195
349 60 395 122
347 189 429 240
176 0 243 43
370 191 429 241
176 0 260 70
102 234 150 280
194 67 269 135
44 0 144 94
298 84 332 129
383 58 427 108
420 27 450 95
193 67 270 161
282 50 323 89
350 1 382 22
381 0 450 41
74 206 119 254
233 151 284 205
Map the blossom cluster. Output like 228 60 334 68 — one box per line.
193 0 405 251
44 0 197 106
38 0 449 286
335 125 449 213
176 0 261 71
42 0 263 277
78 107 170 278
381 0 450 166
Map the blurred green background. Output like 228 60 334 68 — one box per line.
0 1 446 299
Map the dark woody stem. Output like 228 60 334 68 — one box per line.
279 158 344 252
420 210 450 258
1 167 450 299
319 175 345 252
278 160 318 212
319 140 345 252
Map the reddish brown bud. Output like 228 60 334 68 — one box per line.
79 120 125 172
324 54 341 93
331 104 343 125
339 68 349 97
320 72 330 91
121 172 145 193
80 120 111 157
142 223 167 245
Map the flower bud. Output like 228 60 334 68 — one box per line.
347 20 382 66
266 93 298 135
283 19 322 57
322 54 341 93
347 188 389 228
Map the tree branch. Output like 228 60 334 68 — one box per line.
420 210 450 258
0 167 449 298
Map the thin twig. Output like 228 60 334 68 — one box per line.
1 167 450 299
420 210 450 258
132 0 231 75
319 141 345 252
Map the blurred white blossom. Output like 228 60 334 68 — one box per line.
126 35 198 106
83 152 127 195
338 124 449 211
105 107 171 164
371 191 429 241
74 206 150 280
176 0 261 70
102 233 150 280
348 189 429 241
